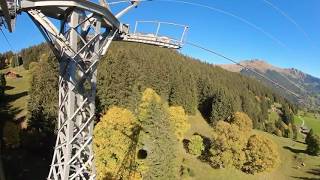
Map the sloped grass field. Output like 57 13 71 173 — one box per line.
1 67 51 180
295 111 320 135
0 66 31 122
302 115 320 135
183 112 320 180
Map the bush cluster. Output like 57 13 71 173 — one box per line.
187 135 205 156
242 134 279 174
186 112 280 174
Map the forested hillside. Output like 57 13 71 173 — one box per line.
96 42 297 128
22 41 297 134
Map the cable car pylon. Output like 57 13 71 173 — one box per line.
0 0 188 179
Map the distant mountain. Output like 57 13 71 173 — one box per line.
219 60 320 109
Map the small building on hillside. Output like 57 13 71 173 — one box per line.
5 70 21 79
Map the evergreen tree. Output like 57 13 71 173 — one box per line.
209 89 233 124
10 57 16 68
305 129 314 145
27 56 58 134
306 134 320 156
305 129 320 156
281 105 294 125
97 50 142 113
137 88 179 179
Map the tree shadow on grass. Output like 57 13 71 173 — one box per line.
4 91 28 103
307 169 320 176
295 140 306 145
283 146 307 154
0 97 23 180
291 177 320 180
291 165 320 180
5 86 14 91
291 169 320 180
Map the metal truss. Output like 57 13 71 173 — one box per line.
0 1 188 179
23 1 139 179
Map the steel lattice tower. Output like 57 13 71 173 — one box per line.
0 1 187 179
27 2 138 179
0 0 139 179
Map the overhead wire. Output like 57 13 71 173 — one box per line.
185 41 305 100
260 0 317 94
262 0 317 49
1 0 312 105
0 27 14 52
127 0 290 49
144 0 312 104
113 0 310 105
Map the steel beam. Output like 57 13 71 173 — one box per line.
21 0 120 28
0 0 15 32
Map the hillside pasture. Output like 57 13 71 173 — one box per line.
182 112 320 180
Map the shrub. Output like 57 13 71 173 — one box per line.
168 106 190 141
188 135 204 156
242 134 279 174
93 107 138 180
228 112 253 133
210 121 246 169
265 122 276 134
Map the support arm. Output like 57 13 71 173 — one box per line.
115 0 140 18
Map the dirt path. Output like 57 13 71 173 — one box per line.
299 116 305 127
297 116 308 138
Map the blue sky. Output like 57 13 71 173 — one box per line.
1 0 320 77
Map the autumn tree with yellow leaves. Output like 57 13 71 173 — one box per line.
93 107 140 180
168 106 190 141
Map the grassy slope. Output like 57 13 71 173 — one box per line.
303 116 320 135
295 111 320 135
1 67 51 180
182 111 320 180
303 115 320 135
0 66 30 122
